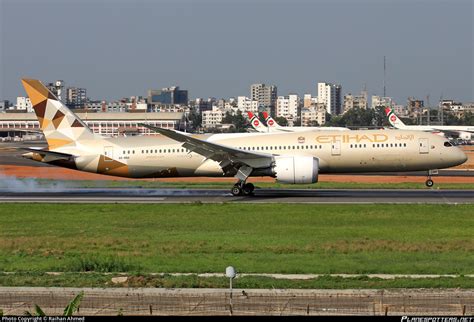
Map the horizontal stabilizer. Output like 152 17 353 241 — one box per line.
19 147 75 160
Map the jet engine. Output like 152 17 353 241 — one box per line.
458 131 473 141
273 156 319 184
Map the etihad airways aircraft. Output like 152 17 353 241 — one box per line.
19 79 467 195
247 112 347 133
386 108 474 141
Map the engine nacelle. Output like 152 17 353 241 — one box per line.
458 131 473 141
273 156 319 184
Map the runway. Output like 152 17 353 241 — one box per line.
1 187 473 203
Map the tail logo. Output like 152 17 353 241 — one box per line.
268 119 274 126
253 120 260 126
390 115 397 122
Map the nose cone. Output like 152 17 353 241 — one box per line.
453 147 468 166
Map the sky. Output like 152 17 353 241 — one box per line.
1 0 473 104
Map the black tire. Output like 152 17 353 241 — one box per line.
242 183 255 196
231 186 242 196
244 183 255 193
425 179 434 187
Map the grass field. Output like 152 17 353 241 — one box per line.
1 203 473 280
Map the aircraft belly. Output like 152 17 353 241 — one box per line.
126 155 215 178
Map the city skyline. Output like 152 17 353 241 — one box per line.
1 0 472 103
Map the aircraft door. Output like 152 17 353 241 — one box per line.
331 139 341 156
104 146 114 160
419 138 429 154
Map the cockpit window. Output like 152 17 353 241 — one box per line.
444 142 453 147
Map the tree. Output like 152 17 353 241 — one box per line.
187 110 202 132
25 291 84 317
275 117 288 126
223 110 247 133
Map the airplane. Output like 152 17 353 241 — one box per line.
19 79 467 196
385 108 474 142
247 112 347 133
262 112 348 132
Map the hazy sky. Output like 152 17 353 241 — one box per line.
1 0 473 104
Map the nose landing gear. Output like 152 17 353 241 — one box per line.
425 169 438 187
425 179 434 187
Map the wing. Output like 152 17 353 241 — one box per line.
140 124 274 171
431 128 474 136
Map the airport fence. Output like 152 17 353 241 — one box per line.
0 288 472 316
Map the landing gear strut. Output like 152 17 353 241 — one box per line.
425 169 438 187
230 165 254 196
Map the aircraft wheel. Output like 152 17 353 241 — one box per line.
242 183 255 195
425 179 434 187
231 185 242 196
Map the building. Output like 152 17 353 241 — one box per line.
66 87 87 109
46 80 65 101
0 100 9 111
301 103 327 126
371 96 395 109
250 83 277 113
237 96 258 114
343 91 368 113
317 82 342 115
202 106 225 129
275 94 299 122
0 112 184 137
148 86 188 105
15 97 32 112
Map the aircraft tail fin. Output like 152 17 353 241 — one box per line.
21 79 97 150
246 111 267 133
385 107 407 129
262 112 281 128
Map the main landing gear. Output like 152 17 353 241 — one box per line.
231 182 255 196
230 165 254 196
425 169 438 187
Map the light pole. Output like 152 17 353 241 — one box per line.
226 266 236 314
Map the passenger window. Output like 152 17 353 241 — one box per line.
444 142 452 147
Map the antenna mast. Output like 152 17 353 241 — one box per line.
383 56 386 97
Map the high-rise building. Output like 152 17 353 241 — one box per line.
301 103 327 126
66 87 87 109
372 95 395 109
237 96 259 114
250 83 277 113
343 90 368 113
148 86 188 105
46 80 65 102
275 94 299 121
317 82 342 115
202 106 225 129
